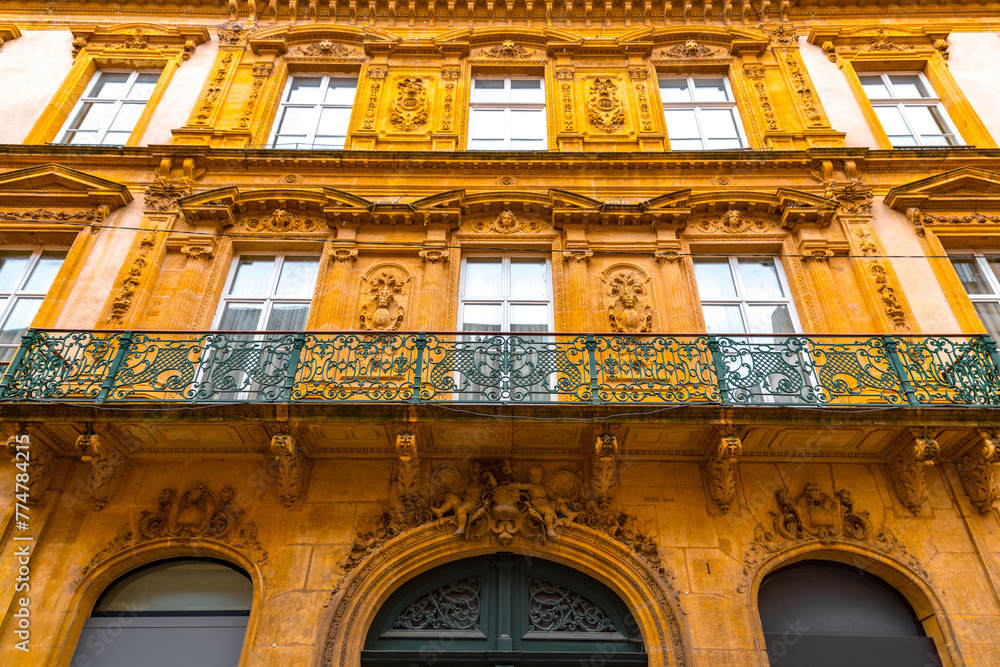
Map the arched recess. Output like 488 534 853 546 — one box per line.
322 523 689 667
745 543 962 667
52 540 267 667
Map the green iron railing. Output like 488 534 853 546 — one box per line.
1 329 999 406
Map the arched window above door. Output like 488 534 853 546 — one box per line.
363 553 646 667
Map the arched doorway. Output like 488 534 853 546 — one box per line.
69 557 253 667
758 561 942 666
363 553 647 666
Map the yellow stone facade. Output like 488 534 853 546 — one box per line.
0 1 998 666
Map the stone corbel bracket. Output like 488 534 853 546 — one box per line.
591 431 618 510
956 430 1000 514
269 433 309 507
74 427 126 511
0 25 21 49
888 430 940 515
7 424 55 505
707 428 742 513
395 432 420 505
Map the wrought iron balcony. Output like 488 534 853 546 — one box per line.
1 329 999 407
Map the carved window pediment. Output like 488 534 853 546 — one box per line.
71 23 210 60
885 168 1000 236
808 26 949 63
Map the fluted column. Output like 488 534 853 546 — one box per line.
562 250 593 331
417 248 450 331
162 237 216 329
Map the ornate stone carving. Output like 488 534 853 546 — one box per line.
218 21 253 48
116 28 150 50
869 261 907 330
657 41 725 58
562 250 593 263
634 81 653 132
745 65 779 131
738 482 933 592
528 578 615 632
0 208 109 223
395 433 420 504
107 234 157 323
72 36 88 58
75 432 124 511
480 40 532 59
602 268 653 333
923 212 1000 226
832 180 874 215
7 430 54 505
587 78 625 133
695 209 769 234
389 77 429 132
888 433 939 514
238 62 273 129
418 249 450 263
362 79 382 130
853 227 879 256
144 180 191 213
783 52 822 126
561 82 574 132
79 482 268 580
358 265 411 330
270 434 307 507
957 431 1000 513
241 209 322 233
471 208 543 234
294 40 359 58
194 52 235 124
332 247 359 263
441 82 455 131
864 30 911 54
760 24 798 49
906 207 926 237
708 434 741 513
394 577 481 630
591 433 617 510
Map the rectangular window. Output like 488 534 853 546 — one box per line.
660 76 747 150
58 71 161 146
0 249 67 361
949 252 1000 340
859 72 961 147
693 256 798 334
468 78 547 151
214 254 321 331
269 75 358 149
459 256 552 332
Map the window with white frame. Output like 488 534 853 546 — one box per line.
659 76 748 150
269 75 358 149
58 71 161 145
213 254 321 331
459 256 552 333
0 249 66 361
468 78 547 150
693 256 799 334
949 252 1000 340
858 72 962 147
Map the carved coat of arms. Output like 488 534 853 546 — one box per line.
390 77 429 132
587 78 625 133
602 269 653 333
359 268 410 330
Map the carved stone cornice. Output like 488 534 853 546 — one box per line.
74 430 125 511
270 433 307 507
956 431 1000 514
888 431 940 515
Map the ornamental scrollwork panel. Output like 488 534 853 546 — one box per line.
528 578 616 633
392 577 482 631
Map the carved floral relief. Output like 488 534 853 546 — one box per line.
390 77 429 132
470 208 544 235
587 78 625 133
601 266 654 333
358 265 411 330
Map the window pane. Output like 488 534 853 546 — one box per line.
108 102 145 132
702 305 746 334
286 77 324 103
510 79 544 104
101 131 131 146
888 134 918 147
276 106 319 136
462 304 502 331
693 78 729 102
22 251 66 293
739 259 785 299
509 260 547 299
94 560 252 614
510 304 549 332
469 139 505 150
659 79 692 103
859 75 891 99
746 304 796 335
888 74 930 98
665 109 701 139
67 131 100 144
469 109 506 140
510 139 546 150
472 79 506 104
324 79 358 105
903 105 948 136
317 107 352 136
127 73 160 100
218 303 263 330
973 302 1000 341
670 139 703 151
73 102 116 130
510 109 546 139
464 259 502 299
873 106 911 136
985 257 1000 285
90 72 131 99
707 138 744 149
950 256 994 295
312 136 346 149
0 298 42 347
273 135 309 149
274 257 320 297
694 259 738 299
0 252 31 291
228 257 275 296
266 303 310 331
702 109 739 139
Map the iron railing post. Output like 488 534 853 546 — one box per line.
96 331 134 404
0 329 38 399
707 335 731 405
587 335 602 404
980 335 1000 404
883 336 919 407
411 333 426 404
282 332 307 402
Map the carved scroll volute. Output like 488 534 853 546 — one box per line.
396 433 420 505
601 265 655 333
888 432 940 514
957 431 1000 513
75 430 125 511
592 434 618 510
357 264 412 330
708 433 742 513
7 427 54 505
269 433 307 507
